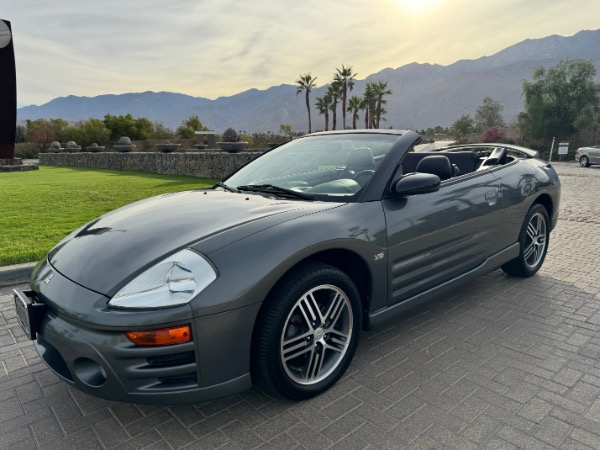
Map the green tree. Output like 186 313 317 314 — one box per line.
296 73 317 134
475 97 505 130
80 118 111 146
104 114 137 140
279 123 295 140
451 114 475 142
15 124 26 143
315 94 332 131
574 86 600 143
347 96 362 129
63 121 85 145
177 115 207 139
422 125 450 136
520 59 598 142
103 114 153 141
135 117 154 140
334 65 357 129
327 82 342 130
151 122 176 139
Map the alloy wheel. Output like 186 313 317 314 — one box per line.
523 211 547 270
280 284 353 385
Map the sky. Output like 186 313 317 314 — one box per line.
3 0 600 106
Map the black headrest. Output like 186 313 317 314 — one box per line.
416 155 453 181
346 147 374 170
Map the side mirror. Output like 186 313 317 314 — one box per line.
392 172 441 197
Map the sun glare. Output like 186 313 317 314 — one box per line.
395 0 444 14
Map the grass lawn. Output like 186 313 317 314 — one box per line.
0 166 218 266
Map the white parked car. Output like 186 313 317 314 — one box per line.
575 145 600 167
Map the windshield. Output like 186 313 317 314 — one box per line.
224 133 401 201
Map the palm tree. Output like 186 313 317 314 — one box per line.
334 65 357 129
347 96 362 129
363 83 377 128
373 81 392 129
295 73 317 134
360 97 369 129
315 94 332 131
327 82 342 130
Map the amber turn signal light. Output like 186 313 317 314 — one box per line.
125 325 192 346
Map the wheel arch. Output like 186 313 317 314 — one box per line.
253 248 373 331
533 193 554 224
304 249 373 324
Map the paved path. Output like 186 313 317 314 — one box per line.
1 163 600 449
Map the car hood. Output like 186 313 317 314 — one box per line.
48 189 339 296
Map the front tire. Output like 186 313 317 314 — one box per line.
580 156 590 167
253 263 361 400
502 203 549 277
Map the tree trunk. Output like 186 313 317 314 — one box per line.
331 101 337 131
341 92 347 129
305 92 312 134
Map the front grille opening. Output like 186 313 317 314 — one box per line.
146 351 195 368
36 335 74 382
157 373 197 385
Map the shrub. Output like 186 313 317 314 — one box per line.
480 127 504 143
14 142 39 159
239 133 254 147
118 136 132 145
221 128 239 142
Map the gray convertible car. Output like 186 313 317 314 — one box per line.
14 130 560 404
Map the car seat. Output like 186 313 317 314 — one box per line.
415 155 455 181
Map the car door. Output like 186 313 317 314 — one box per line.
382 172 504 305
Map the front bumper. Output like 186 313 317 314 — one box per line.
24 260 258 404
33 307 251 404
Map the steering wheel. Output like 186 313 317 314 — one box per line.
353 170 375 187
478 147 507 170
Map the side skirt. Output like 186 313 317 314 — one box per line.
366 243 520 330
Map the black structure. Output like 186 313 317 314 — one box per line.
0 19 16 160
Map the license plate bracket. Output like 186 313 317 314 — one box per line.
13 289 46 340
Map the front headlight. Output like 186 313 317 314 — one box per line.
108 249 217 309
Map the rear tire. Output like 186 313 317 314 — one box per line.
580 156 590 167
502 203 549 277
253 262 361 400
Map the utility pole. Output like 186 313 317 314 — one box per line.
548 137 555 163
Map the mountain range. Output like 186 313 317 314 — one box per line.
17 29 600 133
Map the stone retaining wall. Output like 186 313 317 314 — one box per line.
39 151 263 179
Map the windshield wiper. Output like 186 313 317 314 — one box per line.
237 184 315 201
214 181 238 192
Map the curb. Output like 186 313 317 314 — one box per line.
0 262 36 287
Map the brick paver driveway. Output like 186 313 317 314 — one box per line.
2 163 600 449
